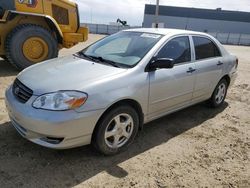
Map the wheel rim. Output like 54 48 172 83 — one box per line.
105 113 134 149
215 83 226 104
22 37 49 63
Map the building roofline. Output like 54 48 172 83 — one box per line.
144 4 250 23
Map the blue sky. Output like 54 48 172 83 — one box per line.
75 0 250 26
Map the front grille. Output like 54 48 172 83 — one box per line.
12 79 33 103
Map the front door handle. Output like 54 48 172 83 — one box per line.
187 67 196 73
217 61 224 66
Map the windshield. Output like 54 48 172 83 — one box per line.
79 31 163 67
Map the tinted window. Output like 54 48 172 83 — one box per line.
157 36 191 64
193 36 221 60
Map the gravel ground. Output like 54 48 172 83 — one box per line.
0 34 249 188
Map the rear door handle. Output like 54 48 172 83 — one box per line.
217 61 224 66
187 67 196 73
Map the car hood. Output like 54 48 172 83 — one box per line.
17 55 127 95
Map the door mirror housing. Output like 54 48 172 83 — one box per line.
146 58 174 72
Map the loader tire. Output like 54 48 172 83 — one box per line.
5 24 58 70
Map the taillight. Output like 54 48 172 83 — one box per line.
235 58 239 69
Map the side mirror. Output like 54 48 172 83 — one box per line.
147 58 174 71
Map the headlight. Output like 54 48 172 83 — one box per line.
32 91 88 111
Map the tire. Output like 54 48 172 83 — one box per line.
209 79 228 108
5 24 58 70
92 105 140 155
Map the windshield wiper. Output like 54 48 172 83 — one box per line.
75 52 98 62
76 52 127 68
93 56 121 68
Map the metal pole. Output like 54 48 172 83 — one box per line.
226 33 230 44
238 33 242 45
155 0 160 28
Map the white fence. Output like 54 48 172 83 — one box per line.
208 32 250 46
82 23 141 35
82 23 250 46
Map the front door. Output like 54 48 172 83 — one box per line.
148 36 196 118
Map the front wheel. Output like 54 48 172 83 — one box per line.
209 79 228 108
92 105 139 155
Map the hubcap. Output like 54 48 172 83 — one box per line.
105 113 134 149
215 83 226 104
23 37 49 63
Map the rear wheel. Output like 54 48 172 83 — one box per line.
5 24 58 70
92 105 139 155
209 79 228 108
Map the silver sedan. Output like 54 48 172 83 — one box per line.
5 28 238 155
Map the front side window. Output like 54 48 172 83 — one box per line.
80 31 162 67
193 36 221 60
156 36 191 64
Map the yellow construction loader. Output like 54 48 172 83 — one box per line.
0 0 88 70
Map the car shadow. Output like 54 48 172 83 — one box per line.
0 102 228 187
0 59 19 77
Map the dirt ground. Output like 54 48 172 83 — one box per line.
0 34 249 188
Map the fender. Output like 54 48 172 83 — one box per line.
6 10 63 43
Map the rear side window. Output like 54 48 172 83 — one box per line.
157 36 191 64
193 36 221 60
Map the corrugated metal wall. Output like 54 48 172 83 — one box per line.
143 14 250 45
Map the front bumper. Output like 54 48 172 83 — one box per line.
5 86 104 149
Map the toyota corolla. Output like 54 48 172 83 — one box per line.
5 28 238 155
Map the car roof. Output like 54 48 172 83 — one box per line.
124 28 208 36
125 28 227 55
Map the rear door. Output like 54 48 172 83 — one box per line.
191 36 224 101
148 36 196 118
